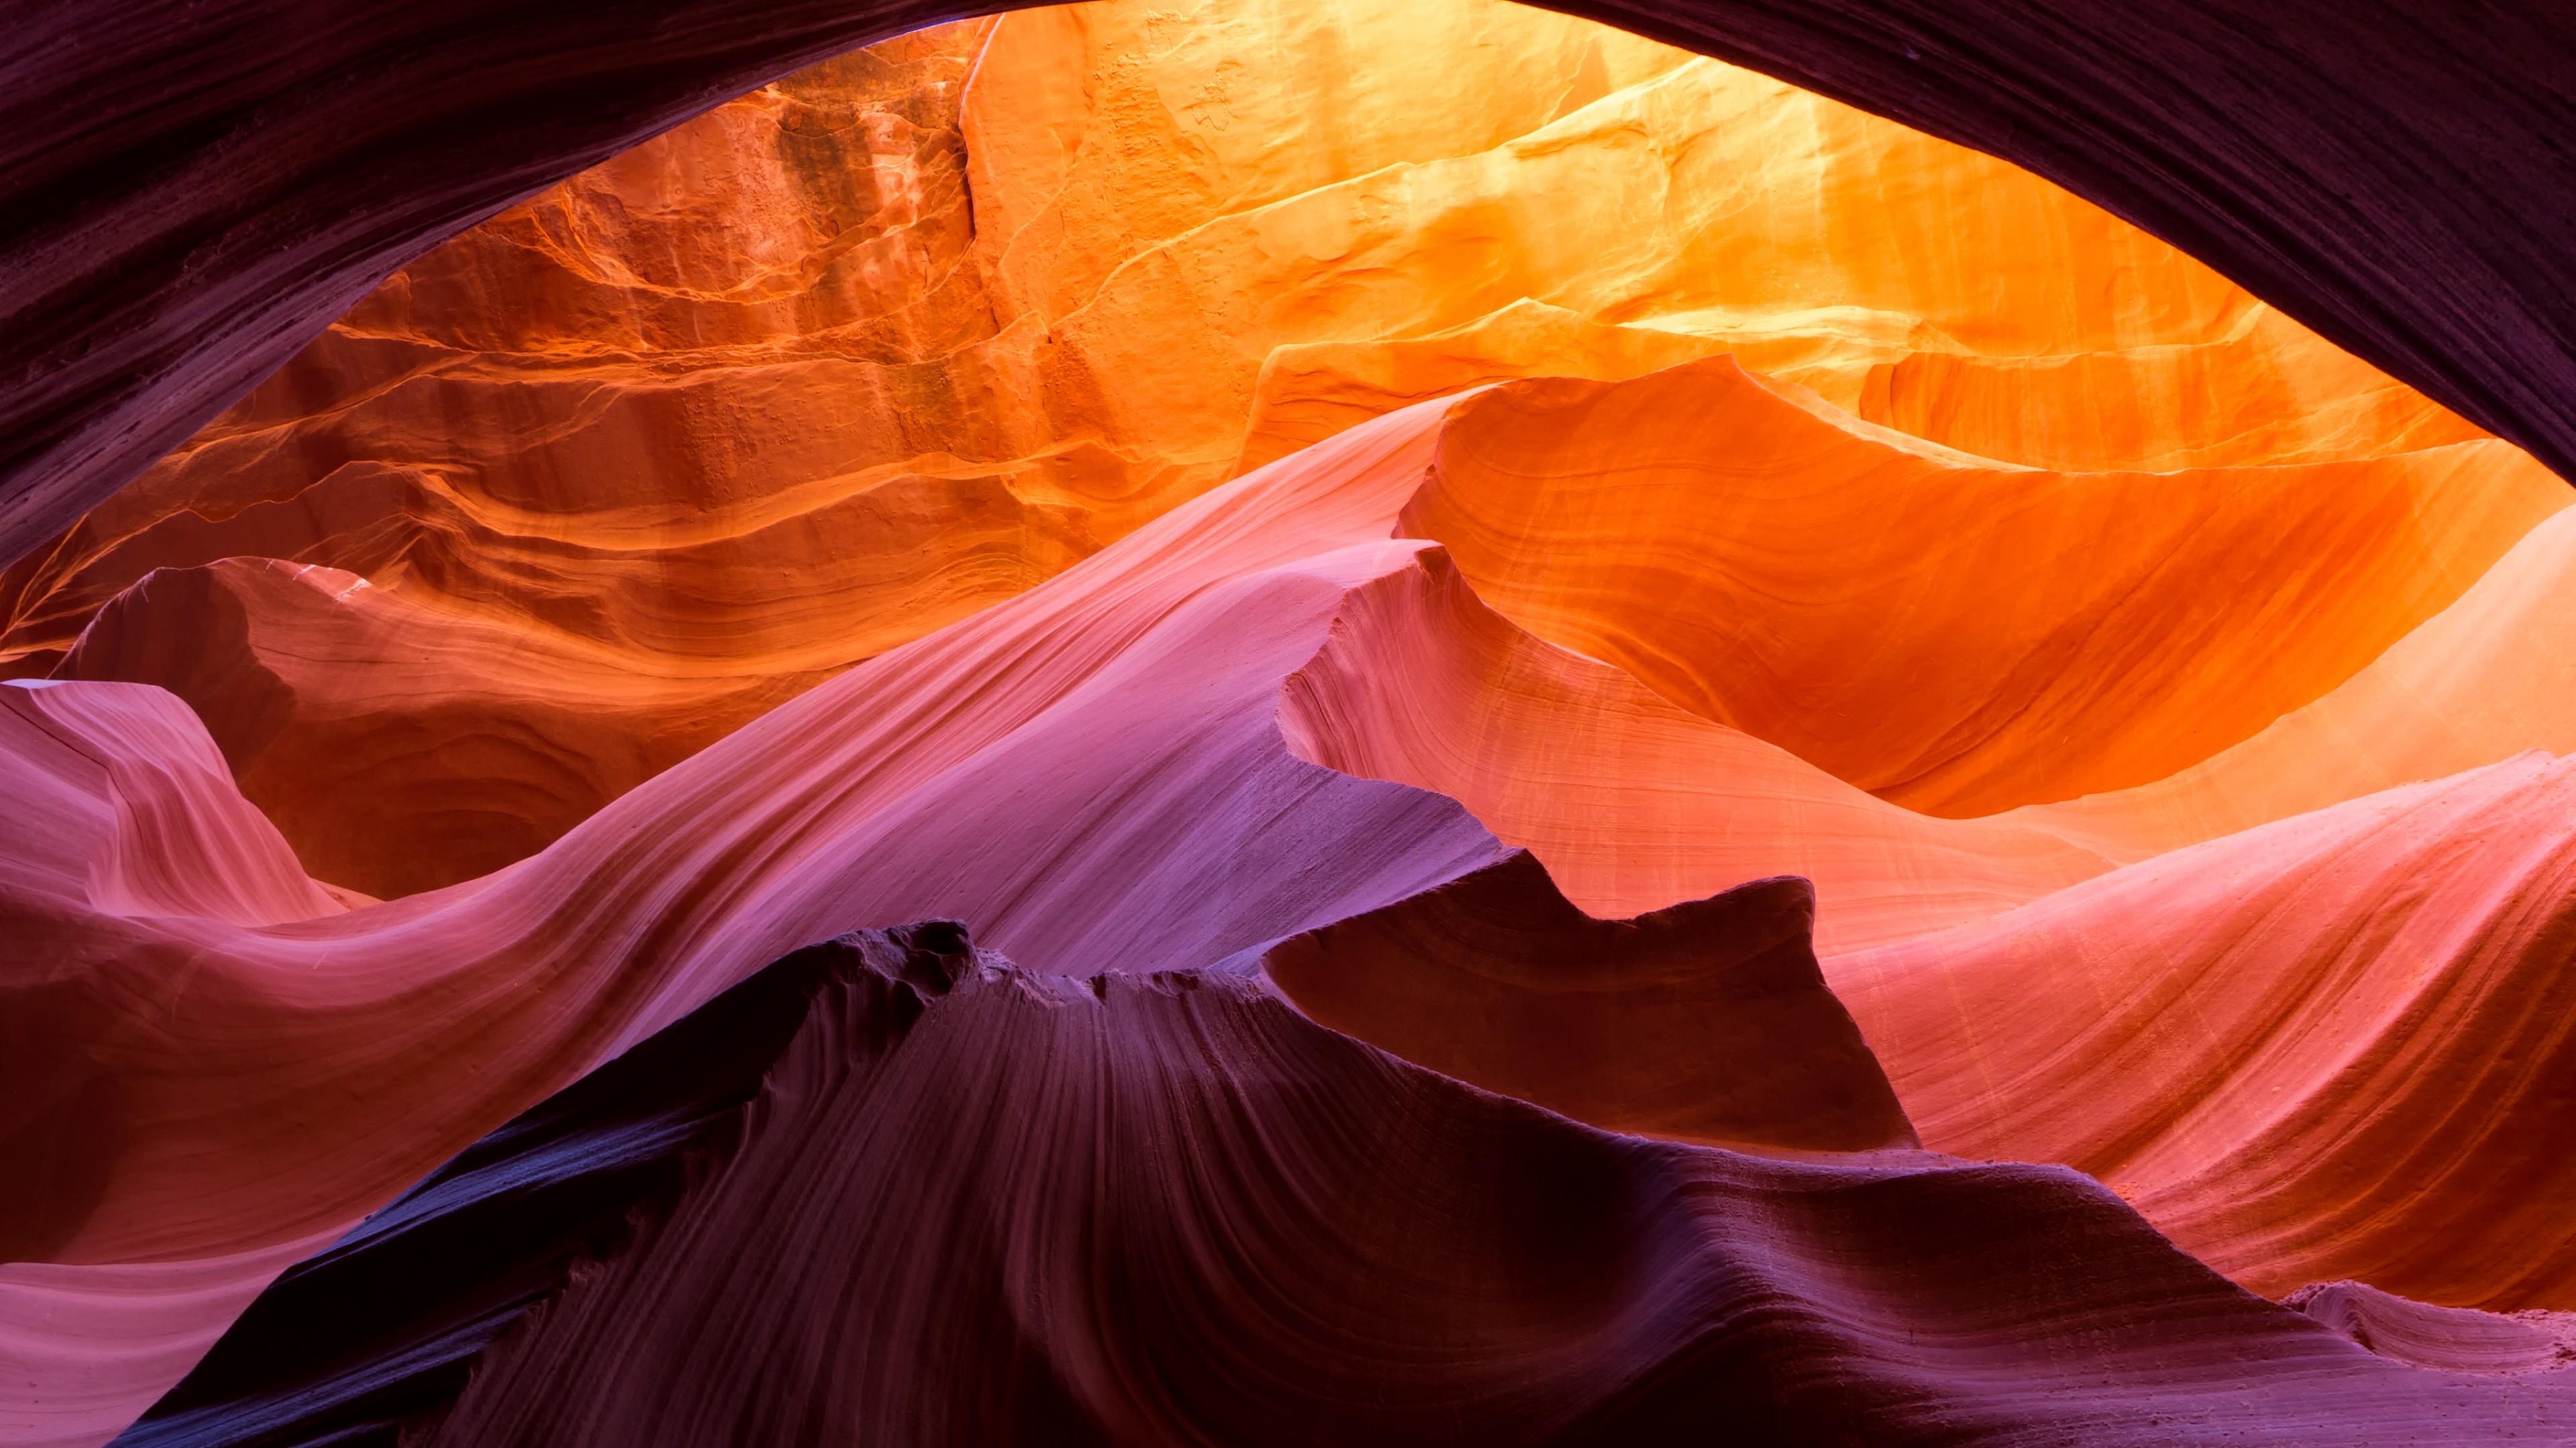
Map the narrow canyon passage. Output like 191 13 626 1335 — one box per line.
5 2 2576 1445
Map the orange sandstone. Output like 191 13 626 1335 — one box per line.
1401 359 2562 816
0 0 2503 893
1279 547 2112 952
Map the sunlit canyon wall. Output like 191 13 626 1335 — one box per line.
6 1 2576 1445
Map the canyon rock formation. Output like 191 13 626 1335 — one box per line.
8 0 2576 569
114 926 2576 1446
5 1 2576 1445
9 1 2534 897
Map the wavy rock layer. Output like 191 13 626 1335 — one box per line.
1832 753 2576 1308
114 924 955 1448
2000 504 2576 865
11 2 2576 1441
1403 357 2560 814
0 400 1496 1446
13 0 2575 584
2288 1282 2576 1377
9 361 2574 1444
47 559 816 896
121 926 2576 1447
4 0 2509 893
1277 548 2112 952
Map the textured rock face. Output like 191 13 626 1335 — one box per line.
3 0 2517 897
1834 755 2576 1308
7 0 2576 576
1402 358 2555 816
9 1 2576 1445
111 927 2576 1447
7 373 2573 1442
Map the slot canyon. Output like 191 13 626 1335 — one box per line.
6 1 2576 1443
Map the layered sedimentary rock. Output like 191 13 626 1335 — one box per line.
115 924 984 1448
10 0 2576 581
14 0 2576 1443
0 399 1483 1446
119 926 2576 1447
1403 358 2559 815
2000 504 2576 865
1833 753 2576 1308
6 0 2518 894
1278 548 2114 952
46 560 815 896
9 351 2574 1442
2288 1282 2576 1377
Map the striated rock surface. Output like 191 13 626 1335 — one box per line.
0 399 1492 1446
13 0 2576 581
2287 1281 2576 1378
7 357 2573 1441
117 925 2576 1446
13 1 2576 1443
1831 753 2576 1308
1403 357 2561 816
7 0 2519 891
2002 503 2576 865
1279 549 2113 951
48 560 818 898
113 925 965 1448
